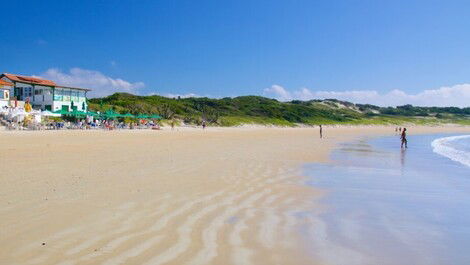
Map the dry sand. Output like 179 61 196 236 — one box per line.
1 126 469 265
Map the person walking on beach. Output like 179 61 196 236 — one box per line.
319 125 323 138
401 128 408 148
202 120 206 130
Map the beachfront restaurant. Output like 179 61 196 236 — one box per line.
0 73 91 112
0 79 12 108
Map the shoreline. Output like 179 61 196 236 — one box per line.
1 126 470 264
303 132 470 265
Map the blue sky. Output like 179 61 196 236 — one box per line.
1 0 470 106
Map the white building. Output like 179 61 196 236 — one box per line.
0 73 91 112
0 79 12 108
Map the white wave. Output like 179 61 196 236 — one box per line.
431 135 470 168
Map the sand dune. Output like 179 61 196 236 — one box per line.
1 126 469 265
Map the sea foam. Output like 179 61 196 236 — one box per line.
432 135 470 168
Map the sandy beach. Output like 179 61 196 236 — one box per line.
1 126 470 265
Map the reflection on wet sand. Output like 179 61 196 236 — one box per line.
306 134 470 265
400 147 406 174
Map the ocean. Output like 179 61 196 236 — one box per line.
304 133 470 265
432 135 470 168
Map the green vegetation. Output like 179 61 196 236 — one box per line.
88 93 470 126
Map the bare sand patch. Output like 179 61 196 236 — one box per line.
1 126 469 265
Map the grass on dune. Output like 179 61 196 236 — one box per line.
88 93 470 127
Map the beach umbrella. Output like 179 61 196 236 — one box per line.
122 113 135 118
69 109 87 117
41 110 61 117
86 111 99 116
0 106 8 114
9 108 28 117
103 109 122 119
53 109 71 115
136 114 150 119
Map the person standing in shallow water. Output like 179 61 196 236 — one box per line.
401 128 408 148
319 125 323 138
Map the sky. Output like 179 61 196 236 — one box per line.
1 0 470 106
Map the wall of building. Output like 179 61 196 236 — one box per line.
0 88 10 108
9 99 25 108
0 88 10 100
52 88 87 111
31 85 54 110
52 100 88 111
13 82 33 101
9 83 87 111
4 79 89 111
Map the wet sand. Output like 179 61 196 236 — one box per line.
1 126 469 265
305 133 470 265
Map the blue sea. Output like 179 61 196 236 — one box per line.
305 134 470 265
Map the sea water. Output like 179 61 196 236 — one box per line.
304 134 470 265
432 135 470 168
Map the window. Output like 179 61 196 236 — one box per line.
34 89 43 95
63 90 71 101
24 87 32 98
53 89 64 101
71 90 79 101
79 91 86 100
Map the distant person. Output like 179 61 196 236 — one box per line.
319 125 323 138
401 128 408 148
171 119 175 130
202 120 206 130
399 127 402 133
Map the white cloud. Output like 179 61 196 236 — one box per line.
147 92 200 98
164 93 199 98
263 84 470 107
146 90 200 98
263 85 293 101
38 68 145 97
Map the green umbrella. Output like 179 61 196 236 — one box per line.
103 109 122 119
86 111 99 116
136 114 150 119
69 109 87 117
122 113 135 118
53 109 71 115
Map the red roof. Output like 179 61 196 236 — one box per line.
0 79 13 87
2 73 56 86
